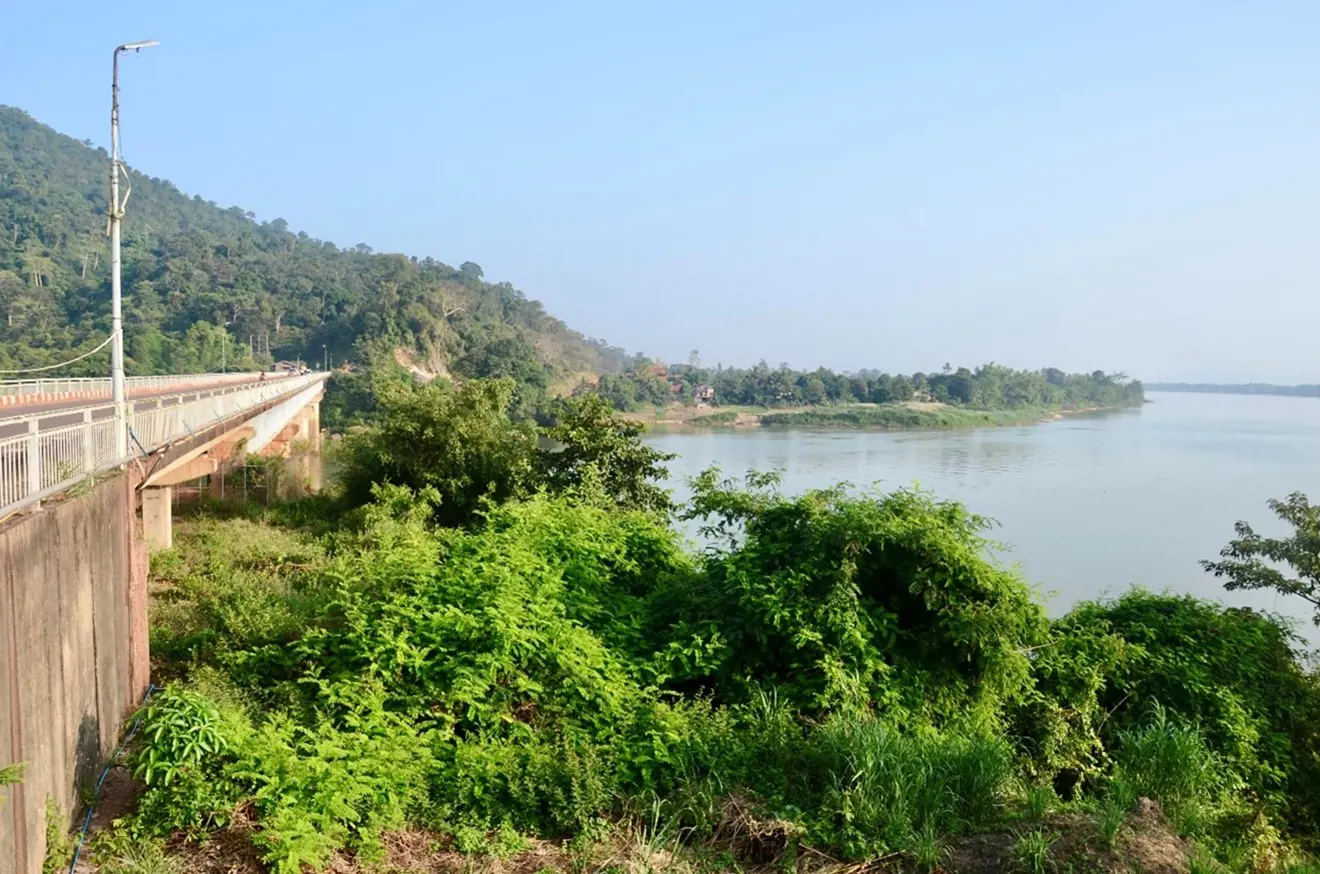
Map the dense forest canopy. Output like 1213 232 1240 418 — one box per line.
0 105 623 385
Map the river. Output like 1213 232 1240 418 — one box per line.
645 392 1320 634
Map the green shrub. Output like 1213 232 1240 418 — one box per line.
1054 592 1320 829
336 377 538 527
434 726 619 836
537 393 675 513
669 471 1046 719
233 689 435 873
1008 614 1129 788
688 410 738 426
131 686 243 836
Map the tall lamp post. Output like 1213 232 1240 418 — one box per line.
110 39 159 458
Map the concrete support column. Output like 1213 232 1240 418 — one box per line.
141 486 173 552
308 399 321 452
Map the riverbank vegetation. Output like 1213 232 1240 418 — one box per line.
756 404 1068 429
72 374 1320 874
592 361 1143 413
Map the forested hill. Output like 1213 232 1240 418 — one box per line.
0 105 625 382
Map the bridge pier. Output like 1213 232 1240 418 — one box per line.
141 486 172 552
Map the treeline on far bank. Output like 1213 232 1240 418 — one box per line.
588 360 1145 412
72 372 1320 874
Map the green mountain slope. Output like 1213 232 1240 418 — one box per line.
0 105 622 382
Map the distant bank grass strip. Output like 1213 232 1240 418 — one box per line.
758 405 1061 429
687 410 740 426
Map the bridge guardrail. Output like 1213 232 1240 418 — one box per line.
0 372 267 407
0 372 326 518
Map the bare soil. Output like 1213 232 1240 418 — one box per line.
85 797 1195 874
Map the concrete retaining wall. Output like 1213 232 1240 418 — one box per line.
0 472 148 874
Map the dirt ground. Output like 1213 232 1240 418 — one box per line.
78 785 1196 874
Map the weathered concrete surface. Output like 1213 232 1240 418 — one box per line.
0 471 148 874
141 487 173 552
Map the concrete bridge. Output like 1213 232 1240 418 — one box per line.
0 370 328 545
0 370 328 872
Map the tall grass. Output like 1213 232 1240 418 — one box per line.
812 715 1014 857
687 410 739 426
1113 704 1224 815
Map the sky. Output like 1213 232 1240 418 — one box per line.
4 1 1320 382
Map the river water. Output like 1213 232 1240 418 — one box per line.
645 392 1320 632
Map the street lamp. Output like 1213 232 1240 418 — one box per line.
109 39 159 458
322 344 328 371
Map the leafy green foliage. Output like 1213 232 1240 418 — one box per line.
42 797 73 874
1096 791 1128 849
667 471 1045 718
235 693 435 873
335 377 537 527
335 378 680 524
759 405 1057 429
1055 590 1320 829
136 470 1057 861
131 686 242 836
0 762 22 810
1203 492 1320 623
1008 609 1130 788
290 488 682 731
538 394 676 513
1025 785 1055 821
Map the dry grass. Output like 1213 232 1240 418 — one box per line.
82 779 1195 874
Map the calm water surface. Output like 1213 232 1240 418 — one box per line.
645 392 1320 630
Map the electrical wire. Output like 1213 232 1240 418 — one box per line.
0 333 115 375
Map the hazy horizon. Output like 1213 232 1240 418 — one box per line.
5 2 1318 383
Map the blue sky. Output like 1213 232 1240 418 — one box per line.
5 1 1320 381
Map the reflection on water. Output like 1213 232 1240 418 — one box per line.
646 394 1320 634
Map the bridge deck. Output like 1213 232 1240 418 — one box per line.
0 372 327 518
0 375 286 438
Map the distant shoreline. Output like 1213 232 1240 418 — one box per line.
1148 383 1320 398
625 402 1132 433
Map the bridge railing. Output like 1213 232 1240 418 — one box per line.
0 372 267 407
0 372 326 518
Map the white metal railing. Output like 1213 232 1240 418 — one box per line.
0 372 326 517
0 372 266 406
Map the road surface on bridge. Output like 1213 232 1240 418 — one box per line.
0 374 300 440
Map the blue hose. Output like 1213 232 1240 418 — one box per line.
67 683 156 873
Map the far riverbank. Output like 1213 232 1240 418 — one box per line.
623 401 1134 432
